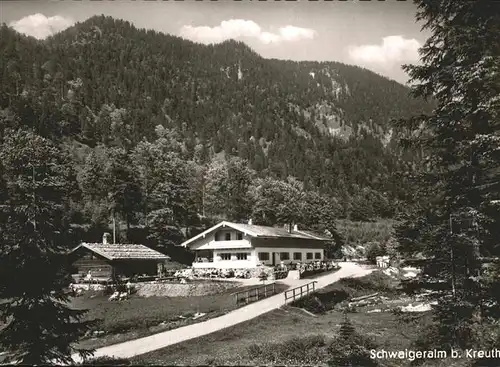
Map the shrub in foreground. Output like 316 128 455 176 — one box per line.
245 316 379 366
80 356 131 366
247 334 328 364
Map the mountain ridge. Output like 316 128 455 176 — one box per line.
1 15 431 221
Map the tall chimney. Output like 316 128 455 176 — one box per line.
102 232 111 245
248 218 253 225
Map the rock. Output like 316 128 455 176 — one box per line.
400 301 437 313
193 312 206 320
108 291 120 301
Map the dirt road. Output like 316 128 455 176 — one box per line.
72 262 373 363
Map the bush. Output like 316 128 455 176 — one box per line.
328 342 378 366
103 282 137 296
292 288 351 314
300 265 340 279
247 335 328 364
103 285 114 296
365 241 386 264
317 288 351 308
80 356 131 366
339 271 394 294
258 271 268 283
247 343 262 359
246 321 379 366
291 295 327 314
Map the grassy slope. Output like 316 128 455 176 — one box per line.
131 272 465 367
130 272 406 365
75 283 289 350
131 307 411 366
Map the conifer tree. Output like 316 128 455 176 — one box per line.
339 313 356 341
328 313 377 367
0 128 94 364
395 0 500 352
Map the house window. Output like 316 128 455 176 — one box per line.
315 252 322 259
215 232 222 241
225 233 231 241
220 253 231 260
237 233 243 240
280 252 290 260
293 252 302 261
236 253 249 260
258 252 269 261
306 252 313 260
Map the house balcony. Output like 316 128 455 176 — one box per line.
196 240 252 251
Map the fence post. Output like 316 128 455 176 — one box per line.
246 290 249 304
273 282 275 294
264 284 267 298
293 288 296 301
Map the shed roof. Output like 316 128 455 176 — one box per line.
71 242 170 261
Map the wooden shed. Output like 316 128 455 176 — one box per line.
69 234 170 281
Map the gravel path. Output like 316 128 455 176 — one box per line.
71 262 374 363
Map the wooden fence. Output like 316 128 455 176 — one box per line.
284 281 317 304
234 282 277 305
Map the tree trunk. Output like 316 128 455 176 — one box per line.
113 212 116 244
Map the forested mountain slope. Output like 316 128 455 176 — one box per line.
0 15 432 252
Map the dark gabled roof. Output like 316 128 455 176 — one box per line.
294 229 333 241
71 242 170 261
226 223 331 241
180 221 331 247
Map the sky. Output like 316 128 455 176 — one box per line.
0 0 428 85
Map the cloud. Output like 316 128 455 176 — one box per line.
9 13 74 40
347 35 421 68
179 19 316 45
